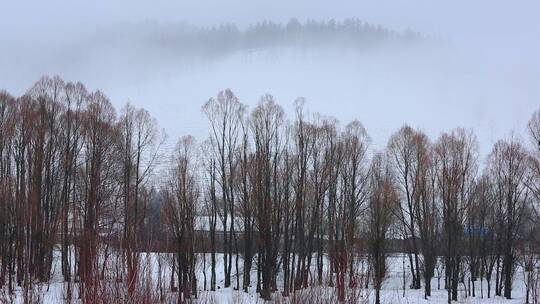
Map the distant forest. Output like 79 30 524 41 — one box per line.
100 18 422 56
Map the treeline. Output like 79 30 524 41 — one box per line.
118 18 421 57
0 77 165 303
1 76 540 304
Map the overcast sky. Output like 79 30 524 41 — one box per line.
1 0 539 156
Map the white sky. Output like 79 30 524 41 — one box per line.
1 0 539 157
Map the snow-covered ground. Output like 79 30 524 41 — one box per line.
3 249 530 303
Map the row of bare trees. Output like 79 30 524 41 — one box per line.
196 89 540 303
197 90 540 303
0 76 166 303
2 77 540 303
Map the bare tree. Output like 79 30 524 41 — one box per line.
164 135 199 302
472 174 497 298
279 125 295 297
527 109 540 222
202 89 245 288
59 81 87 285
487 137 530 299
118 103 164 295
291 98 315 291
78 91 121 302
329 119 370 302
367 152 397 304
413 131 439 299
464 174 491 298
529 109 540 156
201 139 218 292
387 125 422 290
434 128 478 303
341 120 370 287
388 126 440 296
235 110 255 293
248 95 285 299
0 90 16 293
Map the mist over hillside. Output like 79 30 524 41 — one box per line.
1 18 420 86
1 1 539 157
96 18 420 56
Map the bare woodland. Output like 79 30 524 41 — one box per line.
2 76 540 303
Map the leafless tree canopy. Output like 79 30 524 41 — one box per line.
1 76 540 303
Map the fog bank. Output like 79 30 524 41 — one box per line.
1 0 539 156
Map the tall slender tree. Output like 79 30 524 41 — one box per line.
202 89 245 288
434 128 478 303
487 137 530 299
164 135 199 302
367 152 397 304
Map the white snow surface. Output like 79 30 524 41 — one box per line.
4 250 530 303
